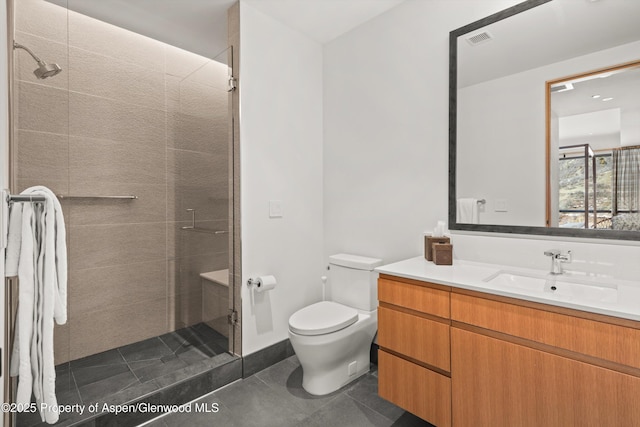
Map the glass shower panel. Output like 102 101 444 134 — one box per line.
170 47 232 354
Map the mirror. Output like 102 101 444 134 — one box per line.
450 0 640 240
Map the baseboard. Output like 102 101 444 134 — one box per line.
242 339 295 378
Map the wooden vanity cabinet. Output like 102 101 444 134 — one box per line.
377 275 452 427
378 274 640 427
451 327 640 426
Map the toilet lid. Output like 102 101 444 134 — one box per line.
289 301 358 336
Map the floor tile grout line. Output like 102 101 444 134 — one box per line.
342 380 400 424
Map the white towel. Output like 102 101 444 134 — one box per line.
457 198 479 224
5 202 23 276
8 186 67 425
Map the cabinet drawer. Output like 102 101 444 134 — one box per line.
379 350 451 427
451 293 640 370
378 306 450 371
378 277 450 318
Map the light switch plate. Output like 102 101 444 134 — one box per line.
269 200 283 218
495 199 508 212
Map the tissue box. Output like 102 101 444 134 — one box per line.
425 236 450 261
433 243 453 265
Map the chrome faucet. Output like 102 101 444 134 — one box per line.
543 249 572 275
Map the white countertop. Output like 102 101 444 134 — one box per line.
376 256 640 322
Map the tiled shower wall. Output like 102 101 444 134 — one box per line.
13 0 230 363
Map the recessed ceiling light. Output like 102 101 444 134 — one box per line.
602 97 614 101
592 94 601 99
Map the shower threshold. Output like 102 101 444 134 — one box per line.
17 323 241 427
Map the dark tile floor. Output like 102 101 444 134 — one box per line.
145 356 435 427
17 323 229 427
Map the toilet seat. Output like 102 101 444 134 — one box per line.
289 301 358 336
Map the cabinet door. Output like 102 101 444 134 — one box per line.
451 328 640 426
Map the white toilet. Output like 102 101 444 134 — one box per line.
288 253 382 395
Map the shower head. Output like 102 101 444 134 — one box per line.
13 41 62 79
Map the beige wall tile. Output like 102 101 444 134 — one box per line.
69 136 165 185
176 79 226 120
69 92 165 147
168 148 228 188
54 323 71 365
180 290 203 327
227 3 240 43
172 252 227 298
167 112 227 154
68 10 165 71
69 260 167 316
17 82 68 134
15 0 68 44
185 58 229 91
69 297 167 361
68 47 165 110
202 282 229 338
165 46 209 79
70 222 166 270
168 290 202 329
16 179 68 199
67 182 166 225
16 130 69 185
14 31 68 90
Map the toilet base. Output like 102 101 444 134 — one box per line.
289 311 377 396
300 346 371 395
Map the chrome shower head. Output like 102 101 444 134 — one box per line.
34 62 63 79
13 41 63 79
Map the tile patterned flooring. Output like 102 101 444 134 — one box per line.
17 323 229 427
146 355 435 427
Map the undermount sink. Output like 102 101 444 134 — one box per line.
483 270 618 304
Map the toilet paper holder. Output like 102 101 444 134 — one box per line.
247 275 277 292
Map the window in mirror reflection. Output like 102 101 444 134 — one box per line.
548 61 640 231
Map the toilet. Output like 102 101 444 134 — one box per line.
288 253 382 395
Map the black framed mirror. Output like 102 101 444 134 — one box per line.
449 0 640 240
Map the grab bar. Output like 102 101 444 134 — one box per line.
180 228 229 235
180 208 228 234
57 195 138 200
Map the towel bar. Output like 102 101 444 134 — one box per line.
6 194 46 203
57 195 138 200
0 189 46 204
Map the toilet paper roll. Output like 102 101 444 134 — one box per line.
255 275 277 292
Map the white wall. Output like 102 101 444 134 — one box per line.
323 0 522 264
239 2 324 356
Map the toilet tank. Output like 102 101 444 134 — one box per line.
328 254 383 311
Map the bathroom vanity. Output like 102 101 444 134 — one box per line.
376 257 640 427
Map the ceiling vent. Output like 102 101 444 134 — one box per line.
465 31 493 46
551 83 574 93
